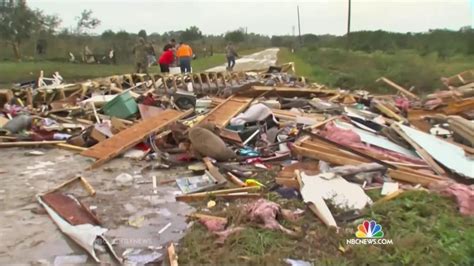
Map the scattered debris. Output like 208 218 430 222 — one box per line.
2 65 473 264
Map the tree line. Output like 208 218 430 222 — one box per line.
1 1 472 63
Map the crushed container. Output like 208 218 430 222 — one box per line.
102 91 138 119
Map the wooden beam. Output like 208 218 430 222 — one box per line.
176 193 261 202
303 131 396 169
0 140 66 147
187 213 228 223
387 169 441 186
293 145 364 166
373 100 407 123
377 77 419 100
56 143 88 152
202 157 228 184
168 243 178 266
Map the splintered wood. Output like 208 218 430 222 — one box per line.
197 96 252 128
81 109 190 168
293 136 446 186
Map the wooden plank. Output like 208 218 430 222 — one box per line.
0 140 66 147
387 169 438 186
373 100 407 123
56 143 88 152
271 109 325 123
180 186 260 197
219 129 242 143
246 86 337 97
187 213 228 223
168 243 178 266
377 77 419 100
293 145 364 166
197 95 253 128
298 139 370 163
303 131 397 169
176 193 261 202
81 109 191 168
227 172 246 187
202 157 228 184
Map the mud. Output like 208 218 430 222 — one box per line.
0 147 194 264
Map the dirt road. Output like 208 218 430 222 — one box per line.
206 48 280 72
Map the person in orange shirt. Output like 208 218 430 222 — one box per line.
176 42 193 73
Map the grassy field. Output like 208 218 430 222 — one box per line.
0 53 230 87
278 47 474 94
179 189 474 265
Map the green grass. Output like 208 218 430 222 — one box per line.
277 47 474 94
179 190 474 265
0 49 262 87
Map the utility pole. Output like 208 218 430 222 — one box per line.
347 0 351 50
297 5 302 46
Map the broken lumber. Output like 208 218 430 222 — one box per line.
176 192 261 202
81 109 191 169
197 95 253 128
227 172 247 187
168 243 178 266
187 213 228 223
0 140 66 147
373 100 407 123
56 143 88 152
202 157 228 184
293 138 443 186
377 77 419 100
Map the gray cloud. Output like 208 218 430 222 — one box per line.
28 0 473 35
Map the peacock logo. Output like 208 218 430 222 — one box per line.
355 220 384 238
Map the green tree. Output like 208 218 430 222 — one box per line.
225 29 245 43
0 2 60 60
138 29 147 40
101 30 115 39
181 26 202 42
75 9 100 35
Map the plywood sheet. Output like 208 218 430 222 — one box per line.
82 109 190 168
197 96 253 128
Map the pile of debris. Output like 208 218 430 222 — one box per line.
1 66 473 264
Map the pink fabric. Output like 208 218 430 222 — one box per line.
395 97 410 113
243 199 298 236
214 226 245 244
199 199 301 243
199 218 227 232
430 181 474 216
320 122 427 165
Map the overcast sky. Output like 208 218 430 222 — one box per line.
29 0 473 36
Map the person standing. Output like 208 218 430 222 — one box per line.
226 42 239 71
176 42 193 73
146 42 156 67
133 37 148 73
158 44 174 73
163 39 178 66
